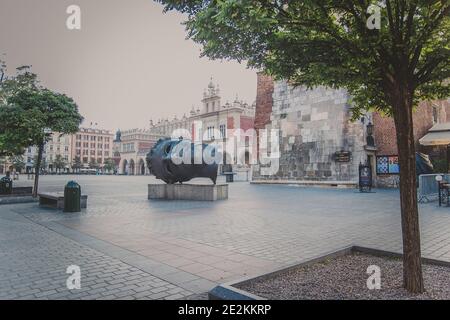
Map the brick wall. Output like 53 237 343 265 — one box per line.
227 116 234 129
240 116 255 132
373 99 450 155
255 72 274 130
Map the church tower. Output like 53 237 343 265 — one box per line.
202 78 221 113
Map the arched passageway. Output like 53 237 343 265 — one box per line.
129 159 135 175
121 159 128 175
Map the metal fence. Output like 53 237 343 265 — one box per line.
418 173 450 203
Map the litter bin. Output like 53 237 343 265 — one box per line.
64 181 81 212
0 175 13 195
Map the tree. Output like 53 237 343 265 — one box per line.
10 155 25 173
89 159 99 170
53 154 67 173
0 64 39 157
158 0 450 293
33 154 46 172
0 157 6 172
72 156 82 173
103 158 116 173
1 66 83 197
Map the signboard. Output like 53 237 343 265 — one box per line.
376 155 399 174
359 163 372 192
333 151 351 162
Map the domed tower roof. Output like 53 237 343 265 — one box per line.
208 77 215 89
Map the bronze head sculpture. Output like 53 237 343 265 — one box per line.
146 138 219 184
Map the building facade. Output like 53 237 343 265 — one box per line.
71 127 114 170
373 100 450 187
252 72 450 187
115 129 164 175
253 77 367 183
22 132 72 173
148 79 256 177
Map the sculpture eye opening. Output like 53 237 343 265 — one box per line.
165 162 173 175
165 144 171 155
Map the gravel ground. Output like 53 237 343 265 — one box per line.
236 253 450 300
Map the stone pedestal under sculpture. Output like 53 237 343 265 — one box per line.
148 184 228 201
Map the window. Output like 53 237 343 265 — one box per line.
91 136 96 141
207 126 215 139
219 124 226 138
91 143 96 148
76 135 81 140
104 151 109 157
98 143 102 149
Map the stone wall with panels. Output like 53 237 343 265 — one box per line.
254 80 366 182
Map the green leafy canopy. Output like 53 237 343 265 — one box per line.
0 64 83 156
158 0 449 118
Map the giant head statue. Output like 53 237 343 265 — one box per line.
146 138 219 184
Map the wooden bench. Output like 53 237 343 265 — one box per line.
38 192 88 210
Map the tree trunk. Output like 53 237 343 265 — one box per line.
32 143 44 198
392 91 424 293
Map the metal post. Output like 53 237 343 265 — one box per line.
439 181 442 206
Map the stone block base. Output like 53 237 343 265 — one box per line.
38 192 88 210
148 184 228 201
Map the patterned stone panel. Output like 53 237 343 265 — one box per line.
258 80 365 181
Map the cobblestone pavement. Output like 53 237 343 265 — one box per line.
2 175 450 299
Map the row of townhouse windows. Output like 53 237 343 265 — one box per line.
81 157 104 164
76 150 109 157
47 145 70 152
76 142 110 149
206 124 227 140
76 134 110 143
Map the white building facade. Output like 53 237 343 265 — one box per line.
115 129 165 175
149 80 256 177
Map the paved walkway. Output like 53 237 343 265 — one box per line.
1 175 450 299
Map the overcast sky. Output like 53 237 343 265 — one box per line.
0 0 257 131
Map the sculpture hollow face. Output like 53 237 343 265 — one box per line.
146 138 219 184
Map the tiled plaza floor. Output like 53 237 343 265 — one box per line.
1 175 450 299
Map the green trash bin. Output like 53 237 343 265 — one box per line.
64 181 81 212
0 175 13 195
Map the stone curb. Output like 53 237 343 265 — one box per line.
208 245 450 300
0 196 38 205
